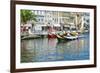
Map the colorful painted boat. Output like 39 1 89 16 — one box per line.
56 34 65 42
64 32 78 40
48 27 57 38
48 33 57 38
57 32 79 42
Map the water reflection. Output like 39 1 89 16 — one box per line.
21 34 89 63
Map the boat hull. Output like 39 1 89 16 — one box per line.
64 36 78 40
48 34 57 38
56 35 65 42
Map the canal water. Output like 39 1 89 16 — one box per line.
21 33 90 63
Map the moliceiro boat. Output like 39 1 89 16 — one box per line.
48 27 57 38
57 31 79 42
64 32 78 40
48 33 57 38
56 34 65 42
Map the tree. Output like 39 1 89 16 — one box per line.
21 10 37 25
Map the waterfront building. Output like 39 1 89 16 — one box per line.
21 10 90 35
32 10 78 32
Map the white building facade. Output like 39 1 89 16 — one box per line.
31 10 90 32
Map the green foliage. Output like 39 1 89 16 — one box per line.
21 10 36 24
